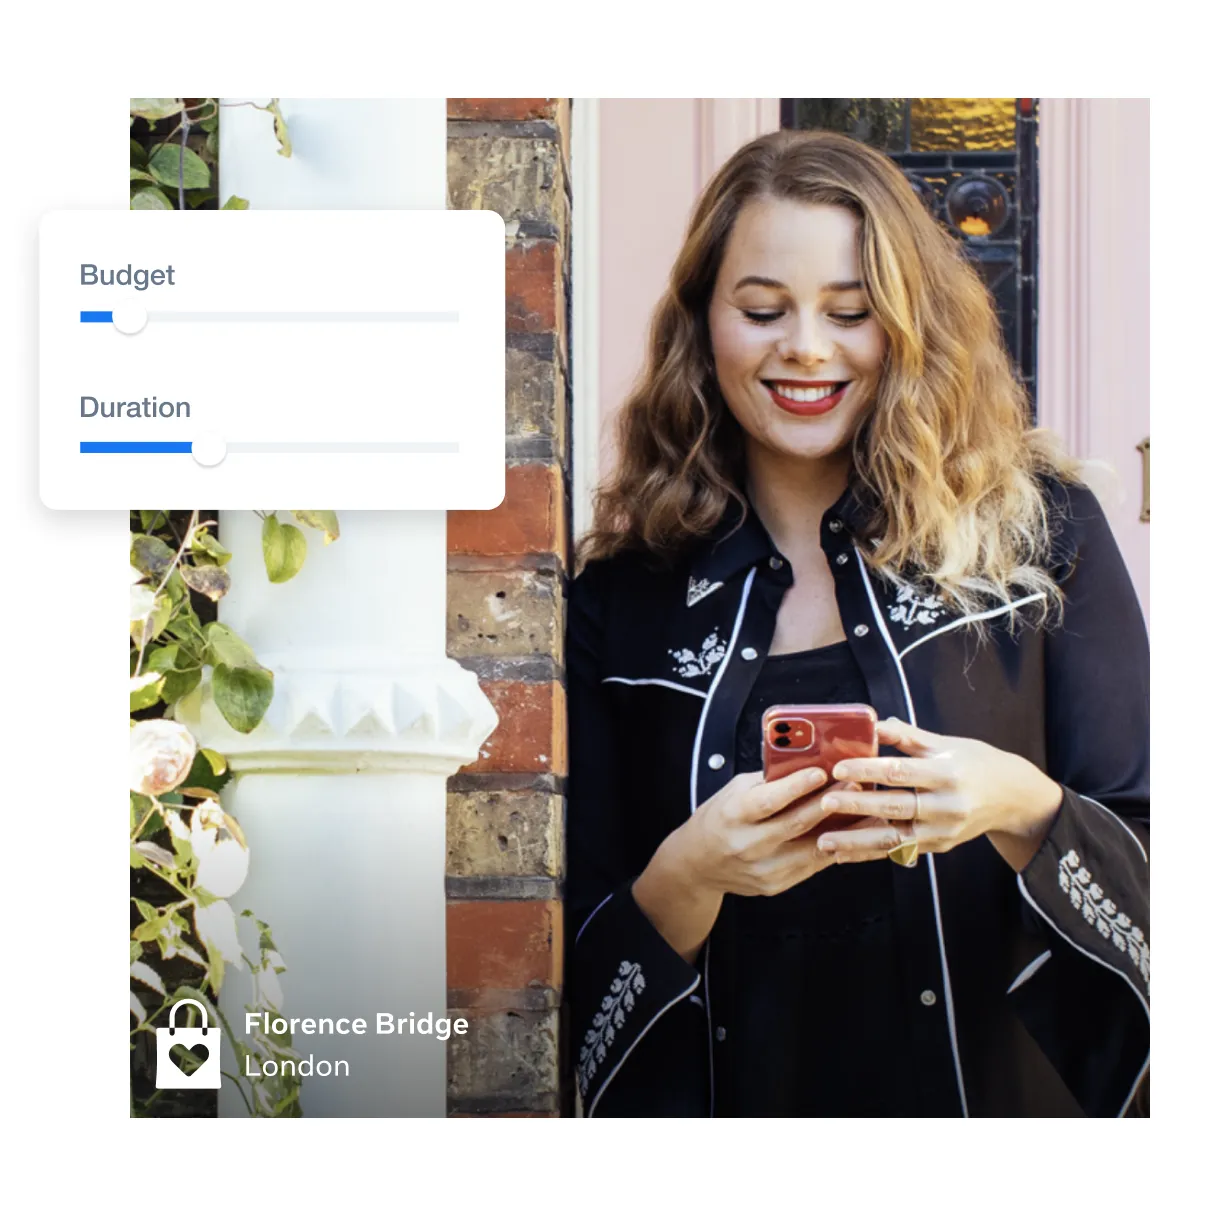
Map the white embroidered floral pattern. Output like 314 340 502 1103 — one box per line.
888 585 947 629
686 576 724 607
669 630 727 678
578 960 646 1095
1058 849 1150 988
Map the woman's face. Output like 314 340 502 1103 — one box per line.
707 197 888 468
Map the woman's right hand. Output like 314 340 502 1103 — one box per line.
675 766 844 897
632 766 847 962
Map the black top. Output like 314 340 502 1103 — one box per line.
719 642 908 1115
567 477 1149 1118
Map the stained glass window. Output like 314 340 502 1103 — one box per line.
780 98 1039 417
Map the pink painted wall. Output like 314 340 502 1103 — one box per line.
1039 99 1150 621
597 100 701 476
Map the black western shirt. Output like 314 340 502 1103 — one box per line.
566 477 1150 1118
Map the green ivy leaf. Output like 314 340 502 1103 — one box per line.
130 793 153 834
131 533 176 581
201 748 227 776
221 195 250 210
204 622 259 670
148 144 212 190
186 189 218 209
181 563 232 602
191 530 232 566
132 918 166 943
144 644 180 673
131 187 174 211
130 940 143 964
179 746 230 795
262 515 308 583
131 592 173 647
131 98 184 122
130 168 157 183
130 672 165 711
266 99 292 157
292 510 340 545
169 828 194 869
213 664 274 733
161 665 202 707
206 942 226 994
139 509 169 532
130 139 148 168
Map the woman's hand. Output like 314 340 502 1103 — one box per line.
813 717 1064 873
675 765 852 897
632 765 851 962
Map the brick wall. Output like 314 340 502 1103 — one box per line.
445 99 572 1117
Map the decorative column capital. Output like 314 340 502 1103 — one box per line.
176 653 497 777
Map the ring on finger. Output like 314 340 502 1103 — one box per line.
887 820 919 868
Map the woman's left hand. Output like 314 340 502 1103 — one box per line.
815 717 1064 872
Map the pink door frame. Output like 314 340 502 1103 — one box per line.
592 98 1149 619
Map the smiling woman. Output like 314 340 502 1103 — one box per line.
568 130 1149 1119
707 201 886 461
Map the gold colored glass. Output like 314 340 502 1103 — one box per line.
910 99 1017 151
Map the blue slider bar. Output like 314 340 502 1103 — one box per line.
80 311 113 322
80 442 191 454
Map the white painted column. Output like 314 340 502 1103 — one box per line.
179 100 497 1117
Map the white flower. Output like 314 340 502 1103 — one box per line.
129 720 196 796
191 799 249 898
195 899 245 968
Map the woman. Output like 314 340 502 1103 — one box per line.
567 130 1149 1118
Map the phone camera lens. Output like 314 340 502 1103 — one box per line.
775 736 790 748
775 722 791 734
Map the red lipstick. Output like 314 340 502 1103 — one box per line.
765 380 850 417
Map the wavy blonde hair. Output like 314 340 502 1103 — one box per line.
581 129 1081 622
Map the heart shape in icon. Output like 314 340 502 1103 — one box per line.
170 1041 210 1076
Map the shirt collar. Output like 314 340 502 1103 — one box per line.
688 480 875 588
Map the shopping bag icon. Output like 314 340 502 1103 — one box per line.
156 998 222 1089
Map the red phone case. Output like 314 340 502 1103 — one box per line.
761 703 878 834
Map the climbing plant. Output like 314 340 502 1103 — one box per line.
130 508 339 1116
130 96 291 212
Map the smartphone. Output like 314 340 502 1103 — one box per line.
761 703 879 835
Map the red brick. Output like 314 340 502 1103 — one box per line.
447 900 561 991
448 462 564 560
448 99 557 122
462 680 566 775
505 241 559 333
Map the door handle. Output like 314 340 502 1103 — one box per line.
1136 436 1149 523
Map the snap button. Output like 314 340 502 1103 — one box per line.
715 1026 727 1042
768 556 783 570
828 519 843 533
740 647 758 661
708 754 725 770
853 624 869 638
835 553 849 566
920 989 937 1007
